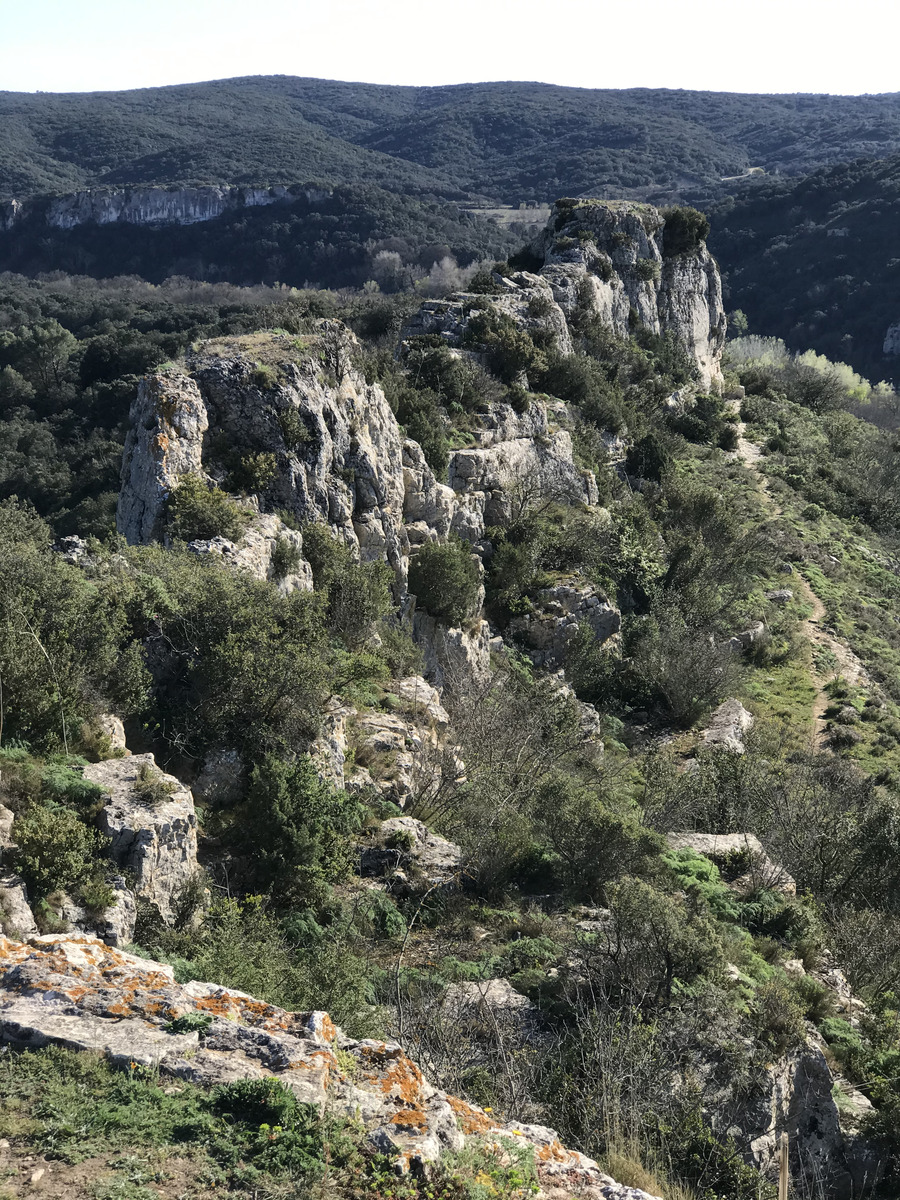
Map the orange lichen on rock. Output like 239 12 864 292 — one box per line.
536 1139 570 1164
390 1108 428 1132
446 1095 496 1136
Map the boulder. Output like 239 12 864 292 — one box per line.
360 816 462 888
701 698 755 754
0 934 659 1196
83 754 199 924
0 875 38 937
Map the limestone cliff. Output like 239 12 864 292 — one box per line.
536 200 725 389
0 184 330 231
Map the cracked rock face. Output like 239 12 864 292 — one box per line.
0 934 660 1198
83 754 199 924
534 201 725 390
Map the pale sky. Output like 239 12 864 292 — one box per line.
0 0 896 96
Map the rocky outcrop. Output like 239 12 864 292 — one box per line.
0 934 659 1198
118 368 209 544
734 1038 869 1199
701 698 755 753
83 754 199 924
402 271 574 359
186 511 312 593
0 185 331 232
361 816 462 889
508 582 620 668
883 322 900 357
0 875 38 938
534 200 725 390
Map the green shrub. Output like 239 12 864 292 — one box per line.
227 450 278 493
250 363 278 389
408 539 481 626
244 754 364 895
168 475 251 542
165 1011 214 1034
10 805 111 899
214 1076 297 1125
132 761 177 806
278 407 312 450
635 258 660 283
753 978 806 1054
661 206 711 257
270 535 303 581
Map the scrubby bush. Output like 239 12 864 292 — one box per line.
408 539 481 626
168 475 251 542
270 535 303 580
227 450 278 493
661 206 711 257
10 805 110 899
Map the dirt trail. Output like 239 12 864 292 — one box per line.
731 418 869 745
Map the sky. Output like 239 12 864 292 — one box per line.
0 0 897 96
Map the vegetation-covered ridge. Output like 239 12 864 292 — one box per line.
5 235 900 1198
4 77 900 203
709 152 900 384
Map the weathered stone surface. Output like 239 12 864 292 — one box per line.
413 613 492 692
58 877 137 948
187 512 312 593
97 714 129 754
534 201 725 390
0 875 38 937
361 817 462 887
401 271 574 361
766 589 793 605
0 805 15 854
666 832 796 896
884 322 900 357
443 978 539 1024
448 432 597 526
0 935 658 1197
118 369 209 544
83 755 199 923
508 582 620 668
701 698 755 754
192 748 246 807
737 1039 859 1198
392 676 451 732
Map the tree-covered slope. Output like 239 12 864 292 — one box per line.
5 76 900 202
708 154 900 382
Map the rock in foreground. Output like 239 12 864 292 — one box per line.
0 934 658 1199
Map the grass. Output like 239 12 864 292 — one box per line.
0 1046 541 1200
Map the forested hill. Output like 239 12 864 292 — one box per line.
4 76 900 201
709 154 900 383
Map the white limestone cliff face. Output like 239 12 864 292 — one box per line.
0 185 332 231
117 322 595 626
83 754 199 925
535 200 726 390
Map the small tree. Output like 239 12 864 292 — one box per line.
408 539 481 626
